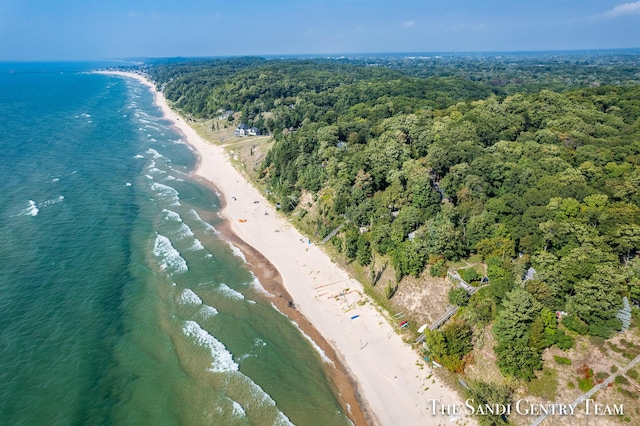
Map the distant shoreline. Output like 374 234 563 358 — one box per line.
97 69 469 426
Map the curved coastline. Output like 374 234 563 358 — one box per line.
100 70 467 426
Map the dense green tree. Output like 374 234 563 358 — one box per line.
493 288 541 345
448 287 470 306
343 223 360 260
627 256 640 304
495 341 542 380
570 264 624 337
356 235 372 266
424 318 473 372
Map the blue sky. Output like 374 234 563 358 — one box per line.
1 0 639 60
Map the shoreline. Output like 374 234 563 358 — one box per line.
100 70 467 425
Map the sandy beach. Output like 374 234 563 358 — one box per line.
102 70 469 426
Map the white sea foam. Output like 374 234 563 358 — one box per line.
40 195 64 207
150 182 180 206
231 375 293 424
237 373 276 407
230 399 246 418
51 178 60 183
146 148 163 159
125 182 132 187
151 182 179 196
274 412 295 426
199 304 219 318
134 154 145 159
178 288 202 305
153 234 188 274
177 222 195 238
270 302 286 317
236 353 254 362
20 200 39 216
290 320 334 365
145 124 160 131
218 283 244 300
164 175 176 181
188 209 219 234
183 321 238 373
254 338 267 348
249 274 272 297
189 239 205 251
227 242 247 262
163 208 182 223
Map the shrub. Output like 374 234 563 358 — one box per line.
610 365 619 374
617 387 636 398
627 369 638 380
448 287 470 306
595 371 608 381
576 364 594 391
608 343 624 353
555 330 575 350
526 368 558 400
554 355 572 365
461 267 480 283
563 315 589 335
385 283 396 299
429 258 447 277
578 377 594 392
464 380 513 426
615 375 630 385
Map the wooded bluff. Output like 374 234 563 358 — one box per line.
145 52 640 424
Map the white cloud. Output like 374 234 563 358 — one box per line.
401 20 415 28
604 1 640 18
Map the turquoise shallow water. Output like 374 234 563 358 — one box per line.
0 63 351 425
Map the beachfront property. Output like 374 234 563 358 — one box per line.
233 123 261 137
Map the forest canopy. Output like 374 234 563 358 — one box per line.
147 52 640 382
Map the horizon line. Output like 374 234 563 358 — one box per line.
1 46 640 64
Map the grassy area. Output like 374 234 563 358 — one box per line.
526 367 559 400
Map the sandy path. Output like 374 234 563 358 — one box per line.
100 70 469 426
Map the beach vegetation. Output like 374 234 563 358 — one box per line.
526 367 558 401
424 318 473 373
448 287 470 306
463 380 513 426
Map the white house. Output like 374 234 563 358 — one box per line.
234 123 261 137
